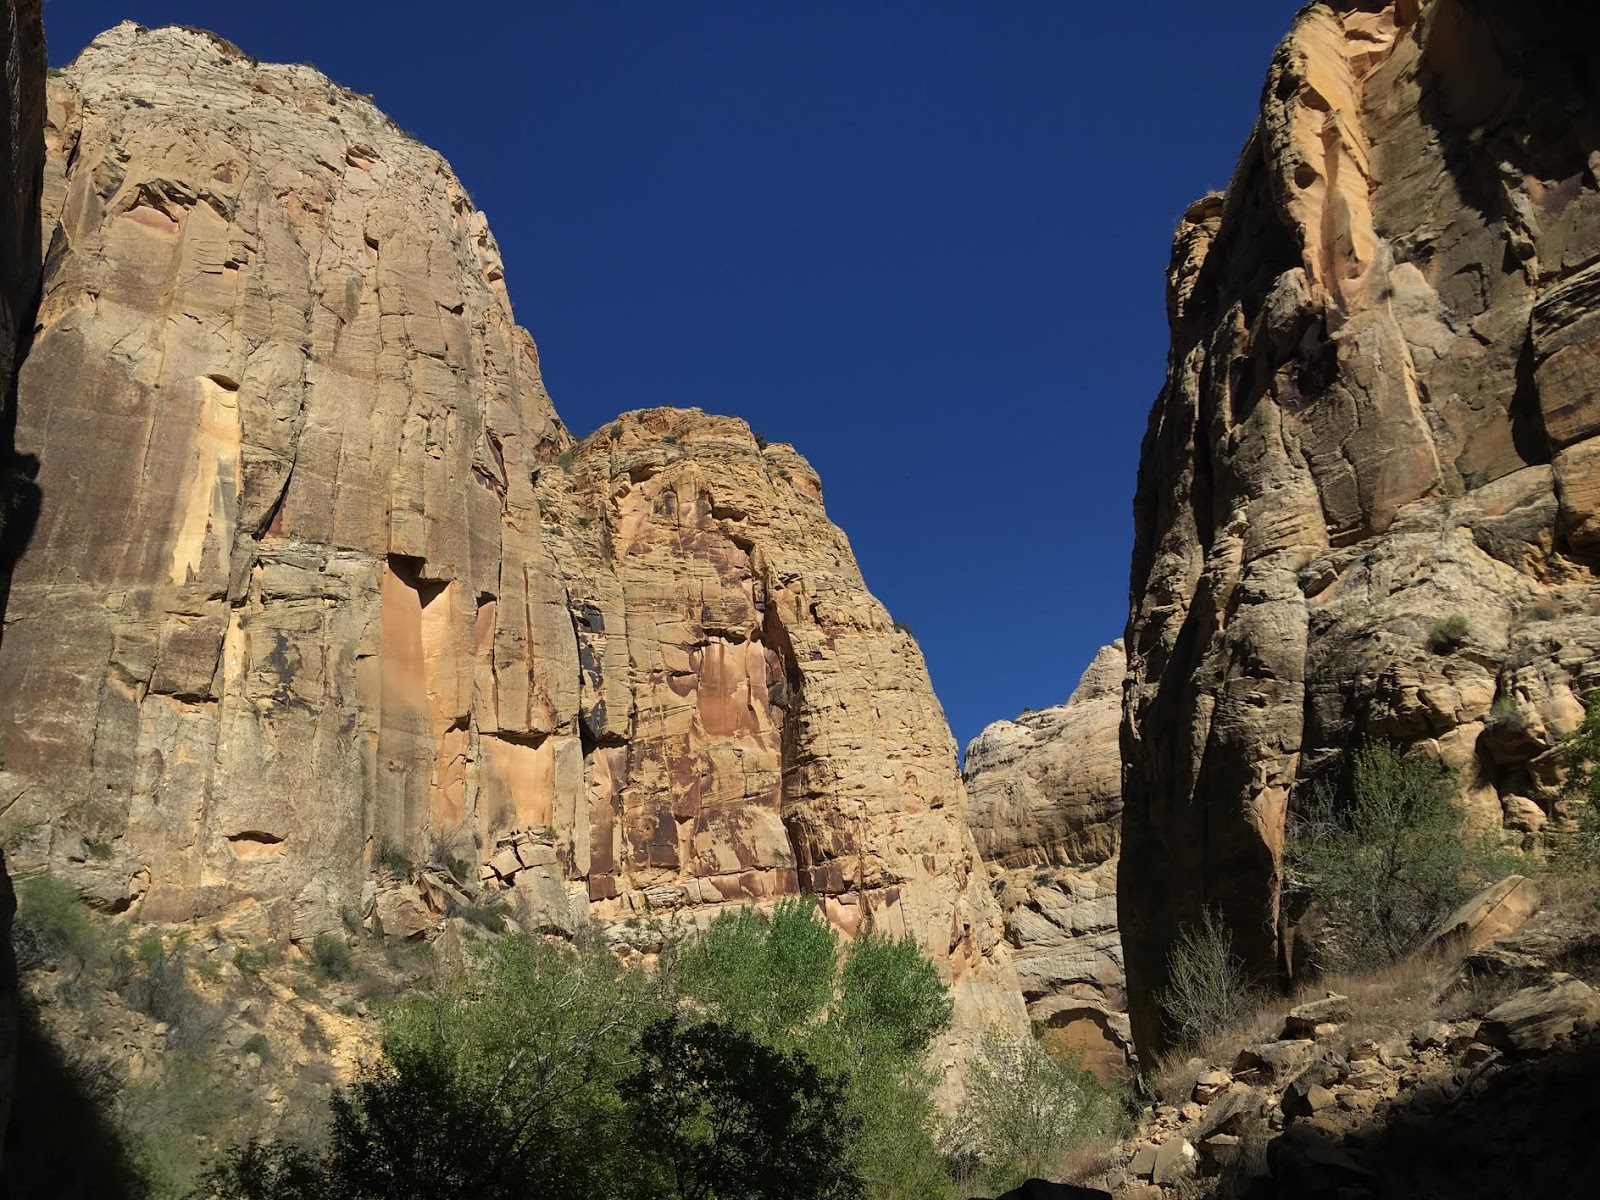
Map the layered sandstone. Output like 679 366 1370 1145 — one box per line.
965 642 1129 1074
1123 0 1600 1056
0 23 1023 1041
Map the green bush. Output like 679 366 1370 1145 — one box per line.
676 900 956 1199
1157 907 1258 1047
309 933 355 982
675 899 839 1045
233 942 275 975
12 875 102 973
1289 742 1504 967
1427 613 1471 653
954 1032 1115 1194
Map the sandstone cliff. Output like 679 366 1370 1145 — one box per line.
0 0 43 1169
0 23 1022 1042
1122 0 1600 1056
965 642 1129 1075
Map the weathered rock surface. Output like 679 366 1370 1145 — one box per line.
966 642 1129 1074
0 23 1023 1042
1121 0 1600 1057
1422 874 1541 955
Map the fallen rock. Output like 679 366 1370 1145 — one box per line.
1126 1144 1157 1178
1197 1084 1270 1139
1151 1137 1196 1186
1282 994 1353 1039
1235 1039 1318 1083
1192 1068 1232 1104
1423 875 1541 956
1477 975 1600 1052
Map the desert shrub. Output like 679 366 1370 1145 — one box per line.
12 874 104 974
1289 742 1504 967
376 839 413 879
119 938 219 1053
233 942 275 975
1158 907 1258 1047
623 1016 863 1200
1427 613 1471 653
238 1033 272 1062
1487 694 1525 724
459 901 508 933
955 1032 1115 1194
310 932 355 981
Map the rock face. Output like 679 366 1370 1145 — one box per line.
0 0 44 1171
0 23 1023 1040
965 643 1129 1074
1122 0 1600 1057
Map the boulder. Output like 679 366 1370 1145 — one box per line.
1282 995 1353 1040
1151 1137 1196 1186
1477 975 1600 1052
1422 876 1541 956
1234 1039 1318 1083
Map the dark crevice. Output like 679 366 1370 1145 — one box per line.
1508 322 1552 466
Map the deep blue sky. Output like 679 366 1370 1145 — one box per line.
45 2 1298 752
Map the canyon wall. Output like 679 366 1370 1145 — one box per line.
1122 0 1600 1056
965 642 1129 1076
0 22 1023 1043
0 0 43 1168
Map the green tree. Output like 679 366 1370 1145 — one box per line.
195 935 668 1200
674 900 957 1200
1289 742 1502 967
674 898 838 1045
623 1016 863 1200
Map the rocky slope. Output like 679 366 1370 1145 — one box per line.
1089 887 1600 1200
1122 0 1600 1056
0 22 1023 1044
965 642 1129 1076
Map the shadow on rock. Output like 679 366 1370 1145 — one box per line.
1268 1032 1600 1200
1 997 148 1199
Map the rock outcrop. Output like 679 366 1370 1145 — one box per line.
1122 0 1600 1057
966 642 1129 1075
0 23 1023 1042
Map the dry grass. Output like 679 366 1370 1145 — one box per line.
1315 952 1454 1046
1152 997 1293 1103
